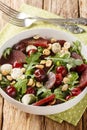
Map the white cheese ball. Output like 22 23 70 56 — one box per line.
11 68 23 80
26 45 37 52
22 94 31 105
0 64 12 75
22 94 36 105
51 42 61 53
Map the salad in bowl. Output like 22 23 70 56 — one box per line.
0 28 87 115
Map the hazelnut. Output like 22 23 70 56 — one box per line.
43 49 50 56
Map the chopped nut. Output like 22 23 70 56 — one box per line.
35 64 44 69
47 44 52 50
33 35 40 39
32 82 36 87
63 77 69 84
40 60 46 65
43 49 50 56
20 75 25 79
27 78 34 86
64 42 71 49
36 82 42 88
62 47 68 51
50 38 57 43
0 74 2 81
21 68 26 73
62 84 68 91
10 81 16 85
6 75 13 81
46 60 52 67
1 70 9 76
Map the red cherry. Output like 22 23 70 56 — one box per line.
28 49 37 56
34 69 46 82
55 73 63 86
13 61 23 68
26 87 36 95
5 86 17 98
71 87 81 96
56 66 67 77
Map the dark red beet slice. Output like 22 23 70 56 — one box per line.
71 52 82 60
0 50 26 65
77 68 87 89
76 64 87 73
80 68 87 83
57 40 66 46
33 94 55 106
13 37 49 51
45 72 56 89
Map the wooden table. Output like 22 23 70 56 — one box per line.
0 0 87 130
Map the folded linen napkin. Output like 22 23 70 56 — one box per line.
0 4 87 126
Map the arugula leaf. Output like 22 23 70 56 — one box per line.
54 88 68 101
70 40 81 54
67 72 79 89
15 78 28 94
3 47 12 59
37 87 52 99
46 54 83 69
25 52 41 76
0 76 10 87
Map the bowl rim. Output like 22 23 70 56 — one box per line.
0 28 87 115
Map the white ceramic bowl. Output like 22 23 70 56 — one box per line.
0 28 87 115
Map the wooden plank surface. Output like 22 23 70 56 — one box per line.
0 0 87 130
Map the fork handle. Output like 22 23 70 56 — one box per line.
28 16 87 25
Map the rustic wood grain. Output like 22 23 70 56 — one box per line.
0 95 3 130
79 0 87 17
44 0 79 18
2 100 45 130
82 109 87 130
0 0 86 130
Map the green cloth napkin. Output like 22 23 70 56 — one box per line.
0 4 87 126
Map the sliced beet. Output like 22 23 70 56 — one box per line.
57 40 66 46
45 72 56 89
33 94 55 106
71 52 82 60
0 50 26 65
13 37 49 52
77 68 87 89
76 64 87 73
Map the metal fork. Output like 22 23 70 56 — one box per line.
0 1 86 33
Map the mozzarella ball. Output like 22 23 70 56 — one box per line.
22 94 36 105
11 68 23 79
51 42 61 53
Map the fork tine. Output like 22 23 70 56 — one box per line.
2 14 25 27
0 1 19 16
0 4 24 22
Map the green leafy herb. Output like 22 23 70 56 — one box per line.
37 87 52 99
67 72 79 89
25 52 41 76
0 76 10 87
70 40 81 54
3 47 12 59
15 78 28 94
46 53 83 69
54 88 68 101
